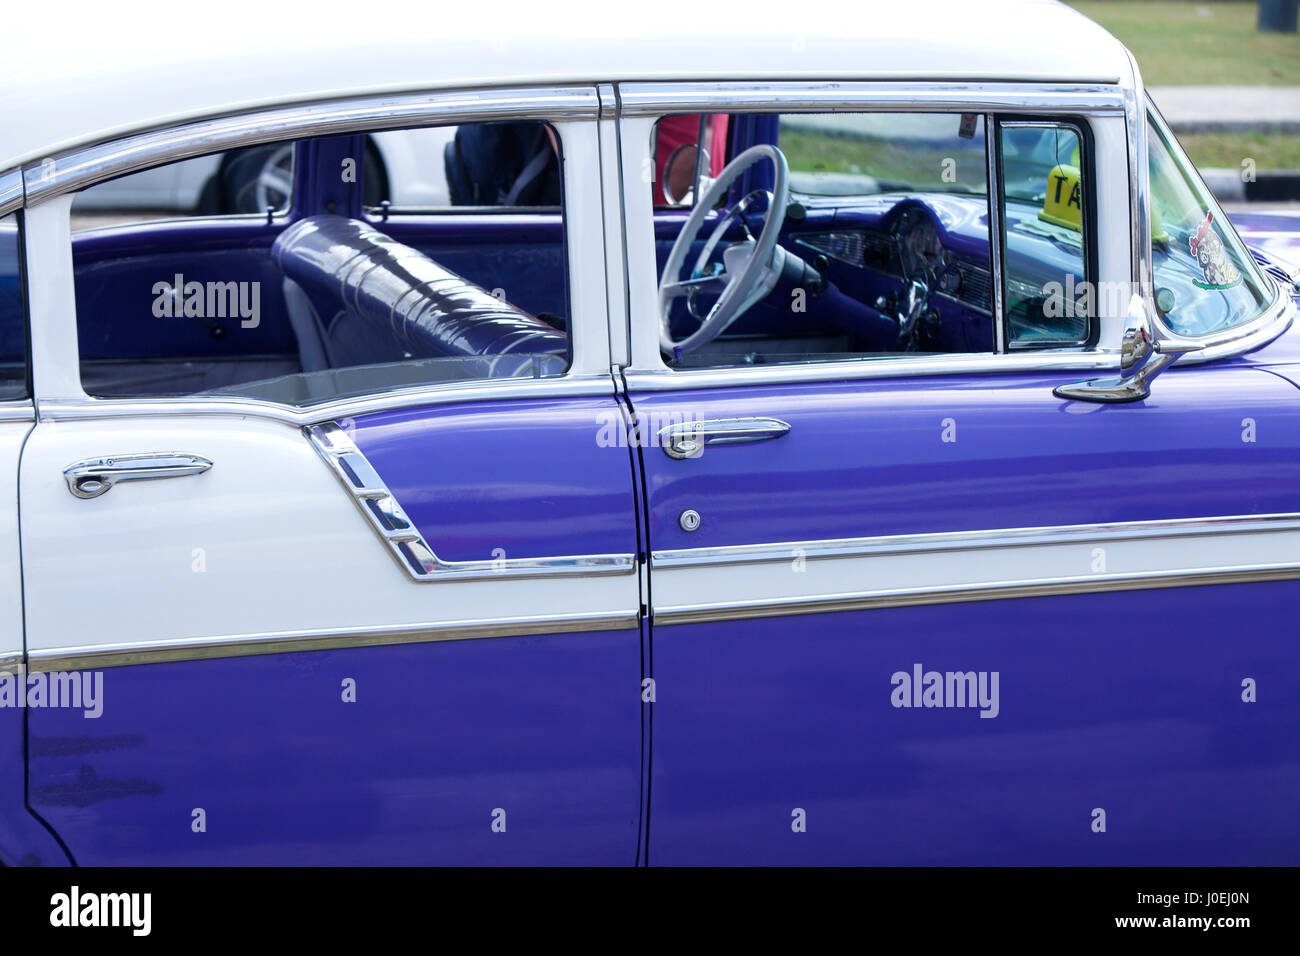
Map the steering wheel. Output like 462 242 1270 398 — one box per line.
658 144 790 355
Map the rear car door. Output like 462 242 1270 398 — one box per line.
15 89 644 865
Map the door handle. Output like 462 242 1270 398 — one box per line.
64 453 213 499
657 417 791 460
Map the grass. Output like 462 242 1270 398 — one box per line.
1067 2 1300 85
1176 131 1300 169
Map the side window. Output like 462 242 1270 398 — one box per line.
1147 114 1271 337
72 148 296 226
0 213 27 399
655 110 996 370
997 122 1093 349
69 121 571 406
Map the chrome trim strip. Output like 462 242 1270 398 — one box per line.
0 653 22 673
0 169 21 217
0 402 35 422
27 610 640 672
306 421 637 581
617 81 1127 116
37 373 615 425
985 115 1006 352
1143 97 1295 363
626 348 1119 391
23 85 599 205
653 512 1300 567
656 564 1300 626
1124 51 1151 300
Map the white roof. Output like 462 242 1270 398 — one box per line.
0 0 1132 171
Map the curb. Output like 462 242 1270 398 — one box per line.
1170 120 1300 135
1201 168 1300 203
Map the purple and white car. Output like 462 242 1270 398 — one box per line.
0 0 1298 866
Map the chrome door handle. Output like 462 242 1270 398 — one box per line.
658 417 791 460
64 453 213 499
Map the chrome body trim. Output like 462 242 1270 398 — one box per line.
1124 51 1151 300
22 85 599 206
985 115 1006 351
1143 97 1295 362
656 565 1300 626
617 81 1128 116
36 373 616 425
0 402 35 423
653 512 1300 567
0 653 22 673
307 421 637 581
26 610 640 672
625 349 1118 391
0 169 21 217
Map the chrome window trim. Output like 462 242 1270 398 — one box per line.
0 402 34 422
307 421 637 581
620 77 1293 378
21 85 599 205
617 81 1128 117
623 349 1120 392
35 373 617 426
0 170 21 217
997 118 1094 351
1143 95 1292 354
1124 51 1152 300
22 86 614 412
654 512 1300 568
25 610 640 672
983 114 1007 351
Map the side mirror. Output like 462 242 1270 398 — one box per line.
663 143 710 207
1054 294 1201 404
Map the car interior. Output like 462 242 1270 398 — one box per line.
65 111 1106 406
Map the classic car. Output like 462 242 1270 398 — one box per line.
1 0 1298 866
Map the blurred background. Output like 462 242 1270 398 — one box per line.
1066 0 1299 208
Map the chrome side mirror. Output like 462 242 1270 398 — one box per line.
1054 294 1201 404
663 143 710 208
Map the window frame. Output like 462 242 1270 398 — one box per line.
15 85 613 426
0 189 32 405
995 115 1100 353
618 83 1130 385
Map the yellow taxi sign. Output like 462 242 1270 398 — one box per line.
1039 164 1083 231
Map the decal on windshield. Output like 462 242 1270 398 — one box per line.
1189 212 1242 290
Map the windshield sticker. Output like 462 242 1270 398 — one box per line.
1189 212 1241 289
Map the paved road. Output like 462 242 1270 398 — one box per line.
1149 86 1300 133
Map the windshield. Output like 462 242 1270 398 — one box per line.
1148 110 1271 337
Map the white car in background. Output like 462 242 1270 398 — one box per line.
74 126 458 215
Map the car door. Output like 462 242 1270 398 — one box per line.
1 199 76 866
16 90 645 865
616 88 1300 865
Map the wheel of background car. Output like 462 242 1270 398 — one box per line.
217 140 388 214
658 144 790 355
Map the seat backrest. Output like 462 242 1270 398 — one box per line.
271 215 566 369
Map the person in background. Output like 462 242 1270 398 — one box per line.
654 114 729 206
